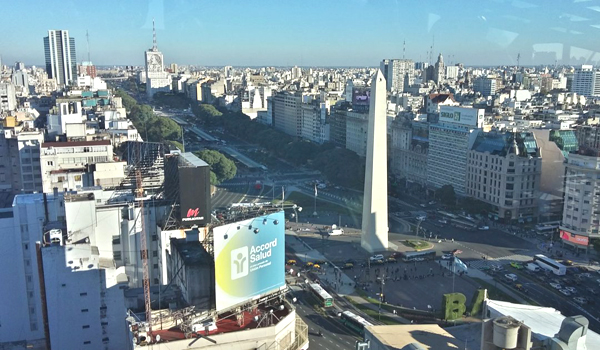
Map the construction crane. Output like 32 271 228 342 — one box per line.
135 167 152 341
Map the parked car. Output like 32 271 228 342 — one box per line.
565 286 577 294
573 297 587 305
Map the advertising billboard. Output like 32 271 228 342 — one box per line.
439 106 485 128
178 165 211 226
213 211 285 311
560 230 589 246
352 88 370 106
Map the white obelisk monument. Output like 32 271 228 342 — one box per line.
361 69 389 253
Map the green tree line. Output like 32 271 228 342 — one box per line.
113 89 181 144
191 103 365 189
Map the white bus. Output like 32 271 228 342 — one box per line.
535 222 559 235
308 283 334 308
533 254 566 275
340 311 373 335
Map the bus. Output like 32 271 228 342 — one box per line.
308 283 334 308
398 250 437 262
533 254 566 275
535 222 560 235
340 311 373 335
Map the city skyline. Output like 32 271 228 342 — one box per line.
2 0 600 67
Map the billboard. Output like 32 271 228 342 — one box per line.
213 211 285 311
560 230 589 246
439 106 485 127
179 165 211 226
352 88 370 106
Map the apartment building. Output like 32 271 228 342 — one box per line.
466 132 541 221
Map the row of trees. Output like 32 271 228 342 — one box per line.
194 150 237 185
191 103 365 189
114 89 182 144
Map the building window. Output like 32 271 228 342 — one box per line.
81 309 89 313
82 325 90 329
83 341 91 345
113 251 122 260
80 292 88 296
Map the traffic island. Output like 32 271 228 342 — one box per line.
402 239 433 251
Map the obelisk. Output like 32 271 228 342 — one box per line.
361 69 389 253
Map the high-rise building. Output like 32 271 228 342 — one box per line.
571 65 600 98
145 20 171 99
43 30 77 86
380 59 414 92
427 106 484 196
474 76 497 97
466 132 541 221
560 149 600 252
271 91 302 138
434 53 444 85
361 70 388 253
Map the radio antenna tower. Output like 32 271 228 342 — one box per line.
152 18 158 51
517 53 520 69
403 40 406 59
86 30 91 62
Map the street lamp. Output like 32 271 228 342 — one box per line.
378 274 385 321
292 204 302 224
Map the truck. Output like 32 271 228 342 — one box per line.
526 263 540 272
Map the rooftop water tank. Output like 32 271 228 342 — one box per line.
493 316 521 349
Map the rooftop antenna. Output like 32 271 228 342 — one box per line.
85 30 91 63
152 18 157 51
517 53 520 69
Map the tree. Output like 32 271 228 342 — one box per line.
436 185 456 207
461 197 493 215
194 150 237 184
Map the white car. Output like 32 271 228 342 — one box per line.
550 283 562 289
478 226 490 231
573 297 587 305
416 215 426 221
441 254 453 260
504 273 518 282
438 219 448 224
559 289 572 296
565 286 577 294
370 254 384 262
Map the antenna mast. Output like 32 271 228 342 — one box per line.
152 18 157 51
403 40 406 59
86 30 91 63
136 155 152 341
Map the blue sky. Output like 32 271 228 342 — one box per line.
2 0 600 67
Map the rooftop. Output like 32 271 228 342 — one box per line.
171 239 213 266
42 140 111 148
485 299 600 348
366 324 460 349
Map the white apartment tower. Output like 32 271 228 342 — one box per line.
572 65 600 98
43 30 77 86
380 59 414 92
560 150 600 251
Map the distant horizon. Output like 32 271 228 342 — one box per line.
2 0 599 67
